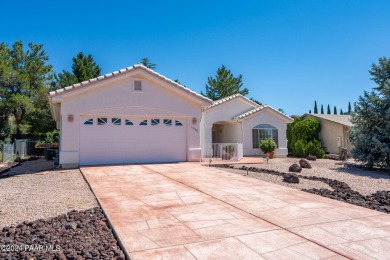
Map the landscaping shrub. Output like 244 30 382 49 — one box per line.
287 117 325 158
294 140 306 158
259 138 277 154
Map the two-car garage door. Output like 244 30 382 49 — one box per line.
79 115 186 165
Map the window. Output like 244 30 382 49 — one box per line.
98 118 108 125
139 119 148 126
151 119 160 125
134 80 142 91
175 120 183 126
84 118 93 125
125 119 134 126
163 119 172 126
252 124 278 148
112 118 121 125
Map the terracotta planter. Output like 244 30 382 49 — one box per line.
267 151 275 159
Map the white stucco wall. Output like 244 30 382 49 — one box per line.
54 72 208 167
200 98 256 146
242 109 291 157
311 117 346 154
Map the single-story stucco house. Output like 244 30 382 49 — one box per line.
302 113 354 154
49 64 292 168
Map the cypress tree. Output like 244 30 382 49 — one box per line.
309 109 312 113
340 108 343 114
314 101 318 114
327 104 331 114
320 104 324 114
348 102 352 114
334 106 337 115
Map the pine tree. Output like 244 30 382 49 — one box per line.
314 101 318 114
350 57 390 169
57 52 101 88
139 58 157 69
327 105 331 114
202 65 248 100
333 106 337 115
320 105 324 114
0 41 55 138
348 102 352 114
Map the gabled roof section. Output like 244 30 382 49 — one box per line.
49 64 212 104
234 105 293 121
302 114 353 127
206 94 259 110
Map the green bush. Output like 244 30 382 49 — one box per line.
293 139 325 158
307 140 325 158
45 130 60 143
287 117 325 157
294 140 307 158
260 138 277 153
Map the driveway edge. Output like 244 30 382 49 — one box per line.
79 167 133 260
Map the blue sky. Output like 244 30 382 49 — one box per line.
2 0 389 115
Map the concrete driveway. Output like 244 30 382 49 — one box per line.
81 163 390 259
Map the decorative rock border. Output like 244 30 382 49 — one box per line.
210 164 390 213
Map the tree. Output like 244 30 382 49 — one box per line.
340 108 344 114
309 109 312 113
202 65 248 100
348 102 352 114
139 58 156 70
57 52 101 88
250 97 262 105
350 57 390 169
333 106 337 115
278 108 285 114
327 104 331 114
320 104 324 114
313 101 318 114
369 57 390 91
0 41 55 138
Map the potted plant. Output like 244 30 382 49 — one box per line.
222 144 235 160
260 138 277 159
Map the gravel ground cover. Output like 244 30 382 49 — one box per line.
0 159 98 228
0 159 126 259
0 208 125 259
232 158 390 195
213 158 390 213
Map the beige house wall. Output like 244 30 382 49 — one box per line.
305 115 351 154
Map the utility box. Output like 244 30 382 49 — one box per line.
336 137 341 148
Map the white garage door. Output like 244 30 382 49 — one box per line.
79 116 186 165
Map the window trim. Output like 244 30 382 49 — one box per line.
133 79 143 92
252 124 278 149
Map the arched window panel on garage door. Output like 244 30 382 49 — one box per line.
175 120 183 126
139 120 148 126
151 119 160 125
98 118 108 125
164 119 172 126
112 118 121 125
84 118 94 125
125 119 134 126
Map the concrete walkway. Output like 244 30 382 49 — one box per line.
81 163 390 259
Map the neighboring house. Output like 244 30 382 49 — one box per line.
302 114 354 154
49 64 292 168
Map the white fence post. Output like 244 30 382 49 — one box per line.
201 143 243 162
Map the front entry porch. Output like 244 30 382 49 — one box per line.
201 121 243 161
